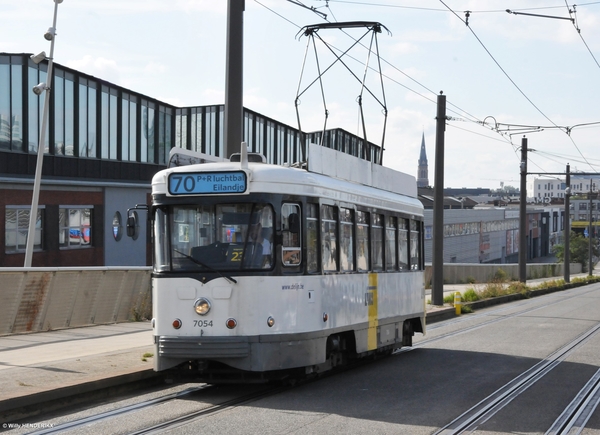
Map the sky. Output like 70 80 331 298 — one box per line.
2 0 600 190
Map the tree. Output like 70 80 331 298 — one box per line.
553 231 599 273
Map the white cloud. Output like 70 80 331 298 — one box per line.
65 55 121 84
144 62 167 75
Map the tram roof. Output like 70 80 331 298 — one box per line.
153 160 423 217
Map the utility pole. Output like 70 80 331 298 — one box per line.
431 92 446 306
518 136 527 283
564 164 571 283
223 0 244 159
589 179 594 276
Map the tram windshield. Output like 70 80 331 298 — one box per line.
154 203 273 272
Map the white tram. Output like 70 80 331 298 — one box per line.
149 144 425 380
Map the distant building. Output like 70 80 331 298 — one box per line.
423 206 563 264
527 176 599 199
444 187 491 196
417 132 429 188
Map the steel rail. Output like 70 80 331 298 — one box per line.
28 385 212 435
546 368 600 435
399 286 600 354
433 323 600 434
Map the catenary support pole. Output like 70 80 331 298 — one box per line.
589 180 593 276
223 0 244 159
431 92 446 306
564 164 571 283
518 136 528 283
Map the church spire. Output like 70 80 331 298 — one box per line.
417 132 429 188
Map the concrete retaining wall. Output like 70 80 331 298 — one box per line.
424 263 582 286
0 264 582 335
0 267 152 336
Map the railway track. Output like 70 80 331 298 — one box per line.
21 283 600 435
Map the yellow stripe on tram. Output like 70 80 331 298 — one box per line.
367 273 378 350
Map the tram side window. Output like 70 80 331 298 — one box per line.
340 208 354 272
307 203 319 273
282 203 301 266
321 205 338 272
154 207 169 272
371 214 384 271
398 218 409 270
356 210 369 272
386 216 397 271
410 220 421 270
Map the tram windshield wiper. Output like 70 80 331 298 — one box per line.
174 249 237 284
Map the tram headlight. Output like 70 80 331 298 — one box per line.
267 316 275 327
194 297 211 316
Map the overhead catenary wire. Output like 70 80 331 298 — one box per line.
257 0 598 180
320 0 600 174
439 0 598 173
565 2 600 72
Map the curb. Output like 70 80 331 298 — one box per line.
0 369 163 422
426 278 600 324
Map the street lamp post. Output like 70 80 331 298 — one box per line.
24 0 64 267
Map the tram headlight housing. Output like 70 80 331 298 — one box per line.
194 297 211 316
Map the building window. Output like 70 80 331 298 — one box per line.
112 211 123 241
5 207 43 252
54 69 75 156
59 207 92 248
158 106 173 165
122 93 137 161
101 86 118 160
141 99 155 163
0 57 23 152
78 78 97 158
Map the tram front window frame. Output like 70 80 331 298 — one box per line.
153 203 274 273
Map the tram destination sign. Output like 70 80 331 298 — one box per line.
168 171 247 195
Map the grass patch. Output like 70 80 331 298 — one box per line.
443 294 456 304
462 288 480 302
141 352 154 362
460 304 473 314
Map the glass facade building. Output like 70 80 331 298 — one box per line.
0 52 380 267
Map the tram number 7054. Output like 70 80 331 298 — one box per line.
193 320 213 327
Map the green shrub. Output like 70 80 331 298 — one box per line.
507 282 530 297
479 281 508 298
493 268 509 283
462 288 480 302
460 305 473 314
443 294 455 304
